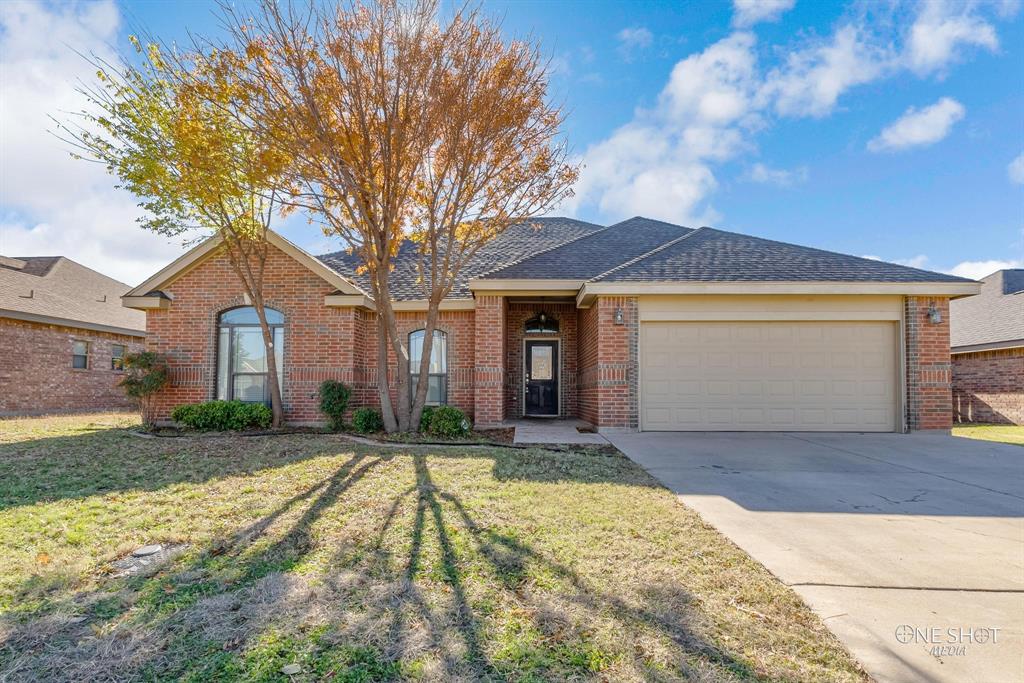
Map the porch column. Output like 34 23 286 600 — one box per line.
473 295 506 426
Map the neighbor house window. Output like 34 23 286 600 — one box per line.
409 329 447 405
111 344 126 371
72 341 88 369
216 306 284 403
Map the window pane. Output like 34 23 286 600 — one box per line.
412 374 446 405
233 374 267 402
409 330 424 365
274 327 284 385
73 341 87 356
531 345 553 380
111 344 125 371
217 327 230 400
72 354 87 369
429 333 446 374
233 328 267 373
220 306 283 325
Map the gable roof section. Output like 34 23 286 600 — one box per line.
592 227 975 283
950 269 1024 351
318 217 605 300
124 231 368 307
480 216 692 281
1 256 146 335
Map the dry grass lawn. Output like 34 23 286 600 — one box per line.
953 423 1024 446
0 413 866 682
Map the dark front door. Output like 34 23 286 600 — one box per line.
525 341 558 416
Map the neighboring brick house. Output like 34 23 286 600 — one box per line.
1 255 146 416
123 217 979 432
950 269 1024 425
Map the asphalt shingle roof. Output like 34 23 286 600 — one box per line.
593 226 974 283
314 216 974 298
480 217 693 280
950 269 1024 349
0 256 146 333
317 217 604 300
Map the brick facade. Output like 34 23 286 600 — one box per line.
952 347 1024 425
577 296 638 430
904 296 953 431
0 318 143 415
139 246 954 432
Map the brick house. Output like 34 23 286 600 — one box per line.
950 269 1024 425
122 217 979 432
1 255 146 416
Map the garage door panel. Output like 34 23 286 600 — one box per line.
641 321 897 432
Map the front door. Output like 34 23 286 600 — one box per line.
525 340 558 416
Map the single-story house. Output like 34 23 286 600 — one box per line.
122 217 980 432
1 255 146 416
950 268 1024 425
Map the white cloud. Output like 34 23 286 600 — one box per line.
0 0 187 285
732 0 795 28
762 25 891 118
906 0 999 76
893 254 931 269
867 97 965 152
1008 152 1024 184
616 26 653 61
746 162 808 187
947 259 1024 280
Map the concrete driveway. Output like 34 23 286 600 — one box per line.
605 431 1024 683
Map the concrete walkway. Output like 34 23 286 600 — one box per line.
511 418 608 445
606 431 1024 683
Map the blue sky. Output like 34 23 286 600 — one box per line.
1 0 1021 284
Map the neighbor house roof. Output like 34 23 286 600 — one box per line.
950 269 1024 352
0 255 146 336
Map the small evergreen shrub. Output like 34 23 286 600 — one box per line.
171 400 272 431
118 351 169 427
318 380 352 431
427 406 470 438
352 407 383 433
418 405 435 433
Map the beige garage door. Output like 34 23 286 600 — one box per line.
640 321 898 431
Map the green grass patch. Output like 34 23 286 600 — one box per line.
953 423 1024 446
0 412 867 681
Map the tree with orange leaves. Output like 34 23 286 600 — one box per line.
227 0 578 432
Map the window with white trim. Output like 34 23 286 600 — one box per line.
216 306 284 403
409 329 447 405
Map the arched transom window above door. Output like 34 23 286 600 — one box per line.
524 312 559 334
216 306 284 404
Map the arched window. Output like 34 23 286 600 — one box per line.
216 306 284 403
409 329 447 405
525 312 559 334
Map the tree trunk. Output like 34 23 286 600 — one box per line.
376 311 398 432
253 296 285 428
409 301 441 432
378 294 411 432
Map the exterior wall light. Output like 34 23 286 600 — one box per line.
614 307 625 325
927 303 942 324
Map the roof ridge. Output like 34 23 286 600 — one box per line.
588 227 705 283
473 221 613 279
699 226 978 283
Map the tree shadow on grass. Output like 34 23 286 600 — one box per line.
2 446 800 682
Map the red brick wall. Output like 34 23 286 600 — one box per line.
577 296 638 429
952 347 1024 425
904 296 953 431
505 303 578 418
145 243 478 425
0 318 143 415
473 295 505 426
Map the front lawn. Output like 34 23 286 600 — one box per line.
0 413 865 682
953 423 1024 446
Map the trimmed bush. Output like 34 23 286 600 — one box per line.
427 406 470 438
418 405 436 433
171 400 272 431
352 407 383 434
318 380 352 431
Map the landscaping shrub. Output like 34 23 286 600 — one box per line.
419 405 435 433
352 407 383 433
171 400 272 431
318 380 352 431
427 405 470 438
118 351 169 427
